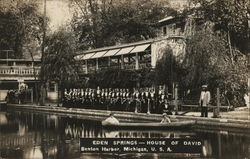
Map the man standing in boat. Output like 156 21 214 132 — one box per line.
199 85 211 117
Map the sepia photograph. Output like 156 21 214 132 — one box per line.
0 0 249 158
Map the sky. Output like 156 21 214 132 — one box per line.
39 0 72 32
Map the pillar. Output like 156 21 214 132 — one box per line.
117 57 120 69
108 57 111 67
121 55 124 69
135 52 139 70
174 86 178 115
85 60 88 74
213 88 221 118
96 58 99 70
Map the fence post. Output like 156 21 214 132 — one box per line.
213 88 221 118
174 86 178 115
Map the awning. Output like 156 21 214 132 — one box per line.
115 46 135 56
103 49 121 57
76 42 152 60
82 53 95 60
74 54 85 60
130 44 150 53
90 51 107 59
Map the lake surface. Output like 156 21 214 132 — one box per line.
0 110 249 159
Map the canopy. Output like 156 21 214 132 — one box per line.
115 46 135 56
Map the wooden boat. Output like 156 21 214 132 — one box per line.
102 120 196 129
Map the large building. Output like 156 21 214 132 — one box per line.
0 15 194 103
74 16 191 75
0 50 57 103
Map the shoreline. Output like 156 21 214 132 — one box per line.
6 104 250 133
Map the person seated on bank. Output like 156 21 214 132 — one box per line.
160 113 171 123
102 112 120 125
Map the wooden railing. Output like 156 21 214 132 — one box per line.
82 63 152 73
0 66 40 76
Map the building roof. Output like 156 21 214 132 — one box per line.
76 38 154 55
74 36 185 61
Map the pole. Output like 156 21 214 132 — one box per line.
213 88 221 118
174 86 178 115
147 99 150 114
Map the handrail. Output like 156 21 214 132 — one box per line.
0 66 40 75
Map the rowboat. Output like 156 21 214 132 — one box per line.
102 120 196 129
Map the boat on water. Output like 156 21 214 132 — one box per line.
102 120 196 129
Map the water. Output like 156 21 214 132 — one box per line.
0 110 249 159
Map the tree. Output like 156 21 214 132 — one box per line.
0 0 45 58
0 0 48 104
190 0 250 58
183 26 248 106
41 29 79 106
71 0 177 49
155 46 185 92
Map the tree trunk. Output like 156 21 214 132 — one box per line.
57 81 60 107
39 83 46 106
227 31 234 65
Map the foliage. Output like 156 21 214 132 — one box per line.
190 0 250 54
71 0 176 49
183 26 228 88
85 67 154 88
0 0 45 57
183 26 248 106
41 29 79 84
155 47 185 87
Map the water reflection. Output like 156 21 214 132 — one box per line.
0 110 249 159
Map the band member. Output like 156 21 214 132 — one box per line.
100 88 105 110
71 89 76 108
115 88 121 111
107 88 113 110
85 88 90 109
158 86 166 113
76 89 81 108
125 89 131 112
80 88 85 108
145 88 150 114
149 88 156 113
91 89 96 108
135 88 141 113
105 88 110 110
121 89 126 111
96 86 101 109
140 88 147 113
63 89 69 107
